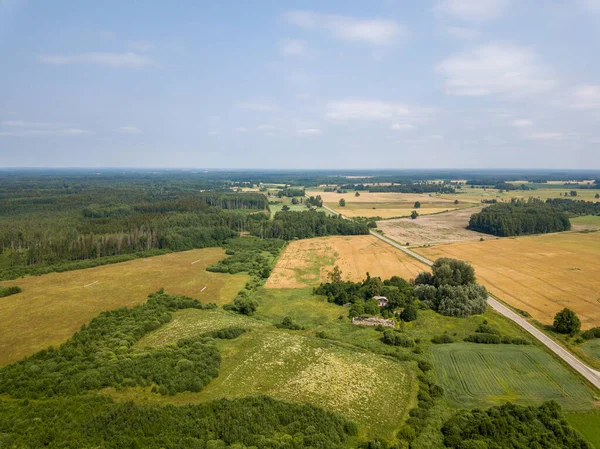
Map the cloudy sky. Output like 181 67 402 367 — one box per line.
1 0 600 169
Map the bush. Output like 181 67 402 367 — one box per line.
465 333 501 344
400 304 418 322
475 324 501 335
382 330 415 347
418 360 432 372
276 316 303 330
581 326 600 340
431 333 454 344
0 285 22 297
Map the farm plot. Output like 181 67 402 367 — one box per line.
265 235 427 288
0 248 248 366
417 232 600 327
432 343 596 410
582 339 600 361
377 206 487 246
306 190 469 219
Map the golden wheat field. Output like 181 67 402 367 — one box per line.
266 235 428 288
0 248 248 366
417 232 600 327
306 190 470 219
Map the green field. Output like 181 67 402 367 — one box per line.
581 339 600 360
432 343 597 410
572 215 600 228
566 412 600 449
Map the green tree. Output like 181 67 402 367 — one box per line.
553 308 581 335
339 198 346 207
355 191 360 197
411 210 419 219
454 199 459 204
328 265 343 283
400 304 417 322
281 205 290 211
570 190 578 197
414 201 421 208
291 197 299 205
595 193 600 199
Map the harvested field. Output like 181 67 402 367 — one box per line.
306 190 469 219
0 248 248 366
433 343 597 410
377 206 487 246
265 235 427 288
417 232 600 327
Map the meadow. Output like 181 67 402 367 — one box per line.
0 248 248 365
265 235 427 288
306 190 471 219
417 231 600 327
566 412 600 449
432 343 597 410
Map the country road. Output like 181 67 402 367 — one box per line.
318 201 600 390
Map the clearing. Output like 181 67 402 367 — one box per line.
265 235 427 288
417 232 600 327
306 190 471 219
0 248 248 366
377 206 488 246
432 343 597 410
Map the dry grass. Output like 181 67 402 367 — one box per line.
266 235 427 288
306 190 470 219
0 248 248 366
417 232 600 327
377 206 488 246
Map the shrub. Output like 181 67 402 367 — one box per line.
475 324 501 335
465 333 501 344
276 316 303 330
418 360 432 372
382 330 415 347
553 308 581 335
581 326 600 340
431 333 454 344
0 285 22 297
400 304 418 322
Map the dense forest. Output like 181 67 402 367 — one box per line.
442 401 592 448
545 198 600 216
468 199 572 237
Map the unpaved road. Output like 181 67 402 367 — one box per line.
318 201 600 390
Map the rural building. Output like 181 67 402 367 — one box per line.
351 316 395 328
373 296 388 308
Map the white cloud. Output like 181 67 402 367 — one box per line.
569 84 600 109
326 100 411 121
434 0 509 22
512 119 532 127
127 40 154 52
436 43 556 97
298 128 322 135
117 126 143 134
234 127 248 132
525 131 563 140
280 39 307 55
0 120 90 137
284 11 403 45
446 26 481 40
236 102 278 112
39 52 155 68
390 123 415 131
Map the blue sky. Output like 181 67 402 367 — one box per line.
1 0 600 169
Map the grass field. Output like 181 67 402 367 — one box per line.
582 339 600 360
572 215 600 229
566 412 600 448
265 235 427 288
306 190 471 219
432 343 597 410
417 231 600 327
115 318 416 440
442 186 600 204
0 248 248 366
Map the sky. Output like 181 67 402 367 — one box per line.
1 0 600 169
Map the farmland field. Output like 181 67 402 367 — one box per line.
442 185 600 204
432 343 597 410
572 215 600 229
377 206 488 246
306 190 472 219
417 232 600 327
265 235 427 288
0 248 248 366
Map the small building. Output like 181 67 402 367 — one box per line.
373 295 388 308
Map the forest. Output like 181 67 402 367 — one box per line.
468 199 572 237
